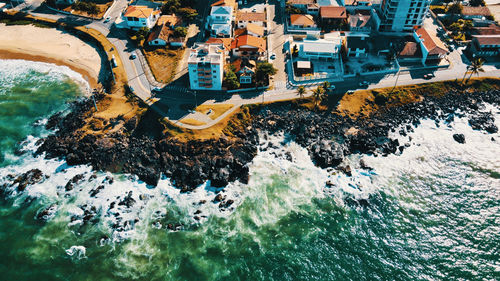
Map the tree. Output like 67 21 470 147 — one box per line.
178 7 198 22
173 26 187 38
443 0 452 8
447 2 463 15
466 58 485 83
322 81 331 92
292 45 298 57
311 86 325 109
224 70 240 90
135 27 150 45
470 0 486 7
297 86 306 98
255 62 277 86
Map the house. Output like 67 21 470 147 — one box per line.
208 6 233 37
206 37 233 56
234 23 265 37
414 27 448 65
231 35 267 59
398 41 421 62
290 14 317 29
461 6 492 20
471 24 500 36
212 0 237 11
298 34 343 60
156 14 182 28
188 43 225 90
288 0 315 11
235 11 267 29
123 5 160 29
307 3 320 15
346 34 369 57
348 12 373 32
319 6 347 29
147 24 172 46
468 35 500 59
232 59 256 84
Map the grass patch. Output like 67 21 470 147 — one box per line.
143 47 184 83
179 118 206 126
337 77 500 118
195 104 234 120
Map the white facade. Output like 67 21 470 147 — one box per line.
188 43 225 91
380 0 429 32
208 6 233 37
298 36 342 60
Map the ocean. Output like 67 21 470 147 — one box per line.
0 59 499 281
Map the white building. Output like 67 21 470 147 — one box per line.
208 6 233 37
298 33 343 60
379 0 430 32
188 43 225 91
123 5 160 29
235 11 267 30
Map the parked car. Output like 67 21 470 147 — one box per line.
359 81 369 87
152 87 161 93
346 90 355 95
270 52 276 60
423 73 435 79
103 17 111 23
129 52 137 59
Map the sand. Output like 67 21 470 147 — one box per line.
0 23 103 88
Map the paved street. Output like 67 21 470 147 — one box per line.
10 0 500 130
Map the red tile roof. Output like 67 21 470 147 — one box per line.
473 35 500 46
320 6 347 19
415 28 448 55
231 35 266 52
236 11 266 22
462 6 492 16
290 14 316 26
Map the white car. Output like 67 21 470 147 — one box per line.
103 17 111 23
359 81 369 87
129 52 137 59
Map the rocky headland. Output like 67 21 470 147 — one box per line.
5 79 500 194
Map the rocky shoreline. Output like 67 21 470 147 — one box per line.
4 82 500 194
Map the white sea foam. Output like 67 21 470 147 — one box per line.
0 59 90 95
0 103 498 248
65 245 86 259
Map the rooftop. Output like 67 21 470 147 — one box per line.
124 5 154 18
211 6 233 15
290 14 316 26
188 43 225 64
236 11 266 22
473 35 500 46
157 14 182 26
415 28 448 55
234 23 265 37
231 35 266 52
349 13 372 29
147 24 171 43
288 0 315 5
206 37 233 51
462 6 492 17
399 42 420 57
346 35 369 50
320 6 347 19
302 39 339 53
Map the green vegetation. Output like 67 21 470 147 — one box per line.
447 2 463 15
255 62 277 86
161 0 198 22
463 58 485 84
448 18 473 41
173 26 188 38
469 0 486 6
297 86 306 98
285 3 303 14
72 1 99 16
311 86 326 109
0 18 52 28
224 69 240 90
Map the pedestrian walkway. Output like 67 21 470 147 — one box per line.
164 85 188 94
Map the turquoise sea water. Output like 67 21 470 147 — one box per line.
0 59 499 281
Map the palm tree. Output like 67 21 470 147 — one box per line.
466 57 485 83
322 81 331 92
297 86 306 98
312 86 325 109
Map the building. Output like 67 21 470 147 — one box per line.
298 34 343 60
379 0 429 32
212 0 237 10
413 27 448 65
461 6 492 20
468 35 500 59
235 11 267 29
188 43 225 90
147 24 171 46
123 5 160 29
206 37 233 56
231 35 267 59
288 0 315 11
348 11 374 32
208 6 234 37
319 6 348 29
346 34 369 57
234 23 265 37
232 59 256 84
290 14 318 30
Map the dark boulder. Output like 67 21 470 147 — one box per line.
13 169 45 191
309 140 344 168
453 133 466 144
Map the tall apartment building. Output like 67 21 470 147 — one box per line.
379 0 430 32
188 43 225 91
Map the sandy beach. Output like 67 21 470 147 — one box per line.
0 23 103 88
